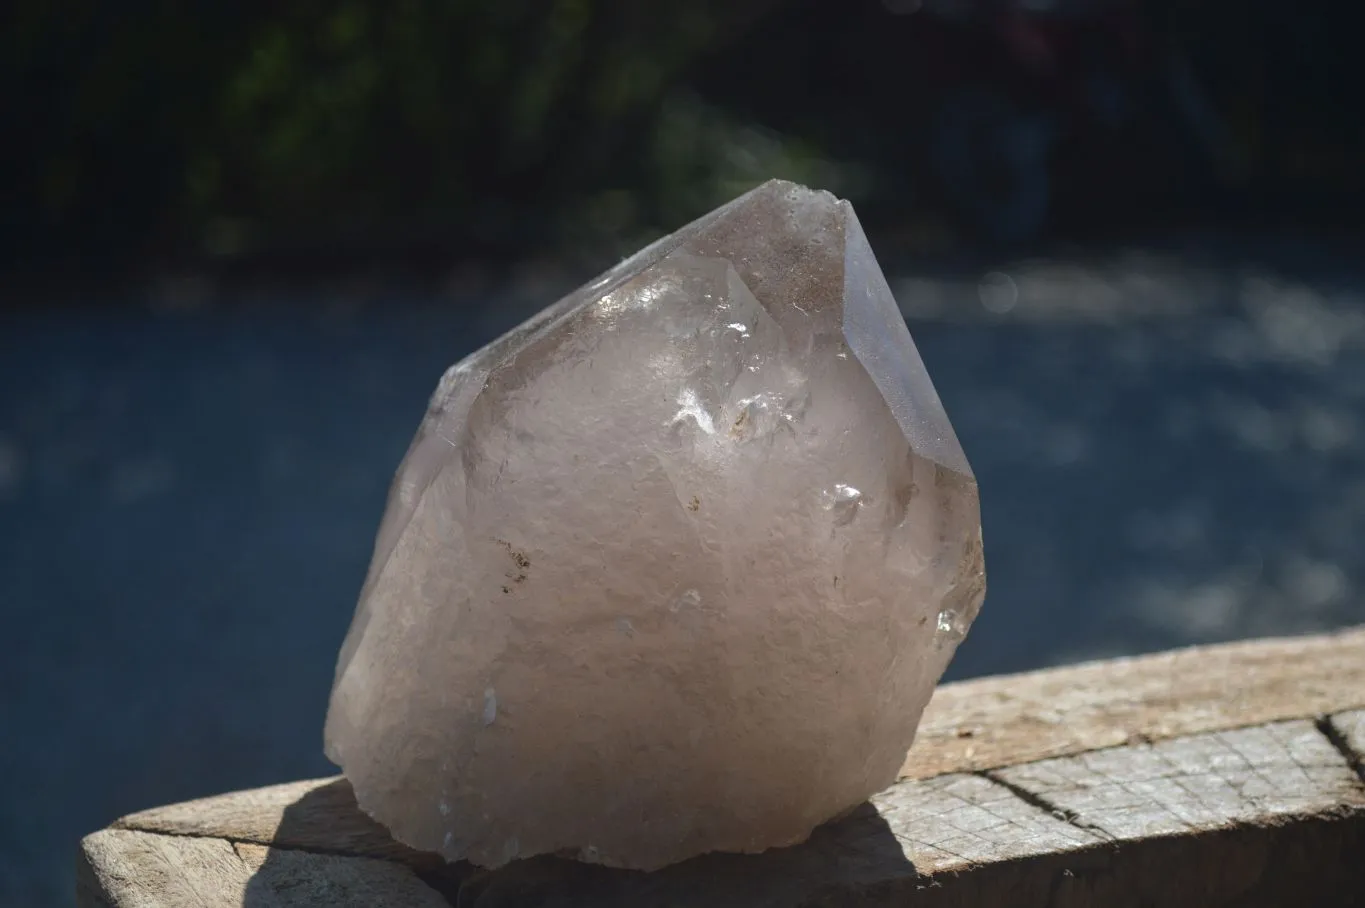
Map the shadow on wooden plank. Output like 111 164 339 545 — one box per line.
237 776 1365 907
241 778 920 907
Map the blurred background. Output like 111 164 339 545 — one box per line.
3 0 1365 903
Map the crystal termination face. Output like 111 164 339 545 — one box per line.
324 180 986 871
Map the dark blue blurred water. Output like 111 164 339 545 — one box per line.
5 255 1365 905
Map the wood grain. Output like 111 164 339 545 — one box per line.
902 624 1365 779
870 771 1099 873
82 627 1365 907
77 829 261 908
991 718 1365 841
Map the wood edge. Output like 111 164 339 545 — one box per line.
915 808 1365 908
901 624 1365 778
949 623 1365 690
76 828 260 908
83 787 1365 907
107 776 341 836
76 833 115 908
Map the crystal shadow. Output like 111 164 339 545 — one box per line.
240 777 920 908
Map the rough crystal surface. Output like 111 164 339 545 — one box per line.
324 180 986 871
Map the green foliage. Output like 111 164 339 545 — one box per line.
12 0 1352 269
2 0 804 266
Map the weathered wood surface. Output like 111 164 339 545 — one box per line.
77 830 253 908
80 627 1365 907
901 623 1365 779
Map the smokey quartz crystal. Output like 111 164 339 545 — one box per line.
324 180 985 870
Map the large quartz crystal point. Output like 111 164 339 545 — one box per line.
324 180 985 871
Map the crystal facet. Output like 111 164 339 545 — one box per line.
325 180 986 870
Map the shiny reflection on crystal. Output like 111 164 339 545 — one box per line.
670 387 717 437
935 608 968 647
672 589 703 612
823 483 864 526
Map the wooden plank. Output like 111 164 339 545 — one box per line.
93 772 1103 907
869 771 1100 872
95 738 1365 907
902 624 1365 779
980 719 1365 907
992 719 1365 840
84 627 1365 907
77 829 263 908
105 773 1098 900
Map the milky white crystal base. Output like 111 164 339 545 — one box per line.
324 180 985 871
